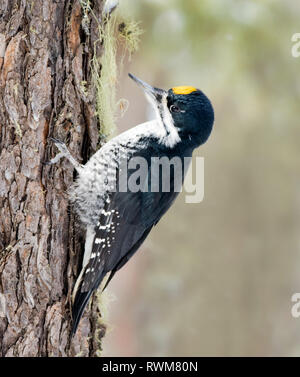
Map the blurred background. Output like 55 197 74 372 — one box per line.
102 0 300 356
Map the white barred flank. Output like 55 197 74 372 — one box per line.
95 238 105 244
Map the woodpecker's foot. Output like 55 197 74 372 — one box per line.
50 137 70 155
46 137 84 173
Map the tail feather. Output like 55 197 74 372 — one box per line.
71 289 94 336
71 270 107 336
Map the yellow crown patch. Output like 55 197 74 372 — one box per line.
172 86 197 95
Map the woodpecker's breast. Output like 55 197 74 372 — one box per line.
69 120 183 227
69 122 154 225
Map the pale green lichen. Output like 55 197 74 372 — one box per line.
118 19 144 59
84 5 143 142
0 244 13 265
80 80 88 97
14 121 22 138
94 286 115 356
79 0 91 35
92 14 118 141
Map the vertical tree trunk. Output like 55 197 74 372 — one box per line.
0 0 107 356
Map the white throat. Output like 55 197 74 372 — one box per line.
146 92 181 148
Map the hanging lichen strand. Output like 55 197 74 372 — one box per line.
92 13 118 141
82 2 143 142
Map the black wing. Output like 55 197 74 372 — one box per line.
72 149 184 334
80 188 179 294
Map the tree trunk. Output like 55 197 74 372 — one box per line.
0 0 107 356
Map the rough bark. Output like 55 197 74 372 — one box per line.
0 0 106 356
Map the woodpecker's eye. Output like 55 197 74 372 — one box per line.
170 105 181 113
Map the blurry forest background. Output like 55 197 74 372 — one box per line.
102 0 300 356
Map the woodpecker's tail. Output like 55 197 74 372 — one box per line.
71 289 94 336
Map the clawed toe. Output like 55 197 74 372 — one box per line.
49 137 64 145
46 138 83 173
41 160 52 166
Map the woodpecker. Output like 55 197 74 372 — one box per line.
49 73 214 335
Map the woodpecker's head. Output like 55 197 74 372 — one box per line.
129 73 214 148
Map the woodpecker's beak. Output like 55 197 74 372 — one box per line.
129 73 166 104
